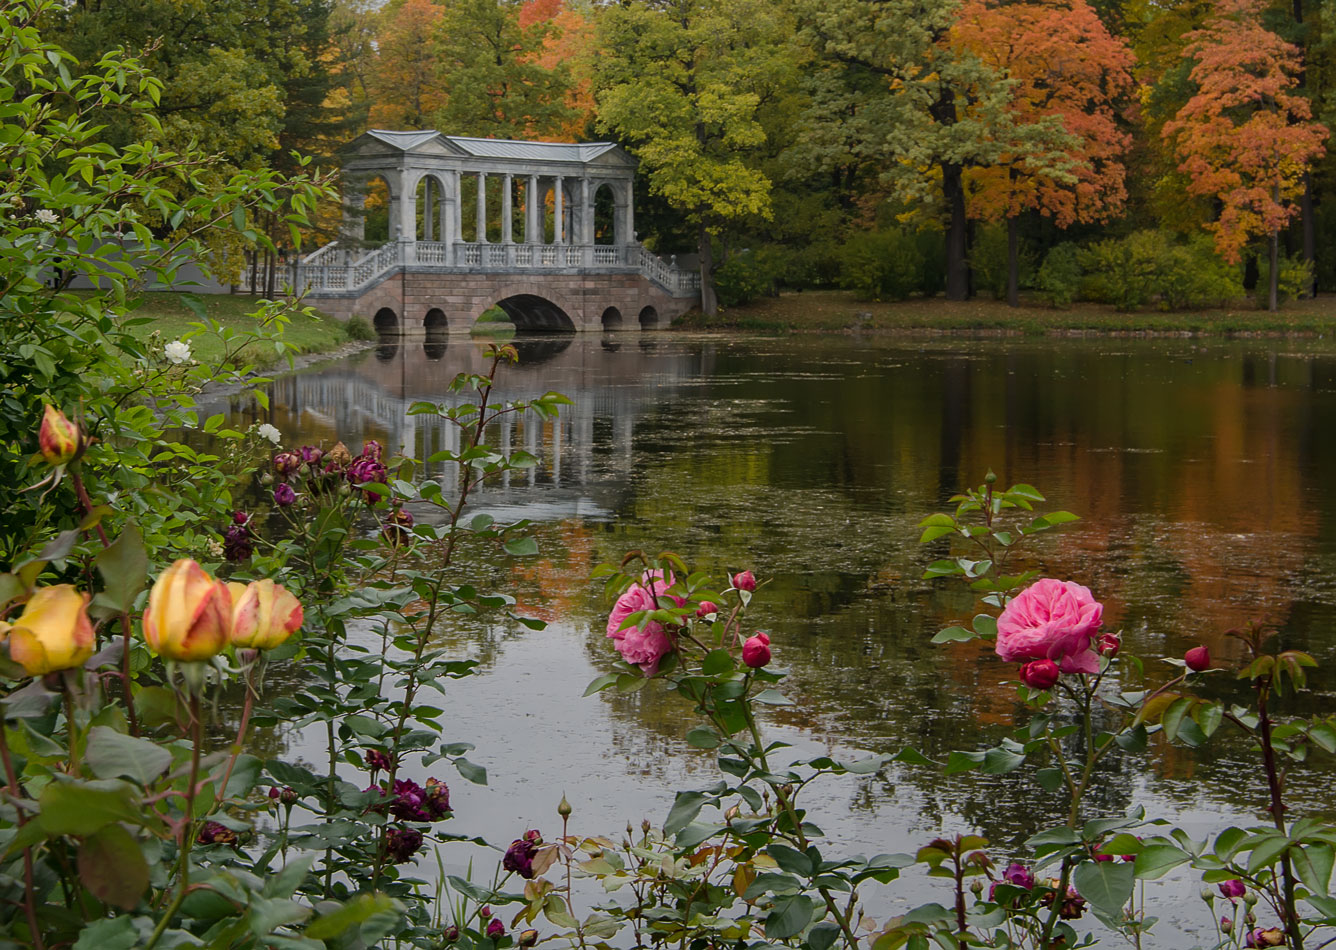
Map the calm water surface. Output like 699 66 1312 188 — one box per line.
210 332 1336 943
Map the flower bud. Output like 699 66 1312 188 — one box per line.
1200 887 1216 902
273 451 302 477
227 579 303 650
1098 634 1120 657
1221 916 1233 933
260 473 275 487
557 794 572 818
1185 645 1211 672
444 926 461 943
1219 879 1246 900
742 632 771 668
39 405 80 466
732 571 756 592
480 906 492 920
273 483 297 507
486 919 505 939
519 929 538 948
3 585 95 675
232 510 250 526
1019 659 1060 690
1243 891 1260 906
970 878 984 895
280 786 297 805
143 559 232 661
725 804 740 821
695 601 719 619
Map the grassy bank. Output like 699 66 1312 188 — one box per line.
109 292 351 367
677 290 1336 335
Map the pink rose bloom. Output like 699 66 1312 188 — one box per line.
995 579 1103 674
606 571 681 676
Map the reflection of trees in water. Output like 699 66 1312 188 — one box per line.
510 333 573 365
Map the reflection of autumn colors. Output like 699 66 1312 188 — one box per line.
205 335 1336 844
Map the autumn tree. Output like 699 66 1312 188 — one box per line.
432 0 575 139
797 0 1033 300
954 0 1136 305
368 0 446 128
1163 0 1327 310
520 0 598 139
594 0 785 314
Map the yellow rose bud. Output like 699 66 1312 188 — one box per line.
4 585 95 676
227 579 303 650
39 405 81 466
144 559 231 661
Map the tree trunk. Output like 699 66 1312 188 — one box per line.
1006 215 1019 307
699 222 717 316
1302 172 1316 296
1270 228 1280 313
943 161 968 301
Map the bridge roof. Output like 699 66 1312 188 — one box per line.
357 130 631 168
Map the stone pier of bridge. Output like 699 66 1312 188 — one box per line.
266 130 701 334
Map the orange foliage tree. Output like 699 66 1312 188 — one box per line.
519 0 597 140
953 0 1136 305
367 0 446 129
1162 0 1327 311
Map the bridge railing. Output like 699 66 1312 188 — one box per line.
243 240 702 297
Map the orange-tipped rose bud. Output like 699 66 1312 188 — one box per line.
3 585 95 675
227 579 303 650
39 405 81 466
144 559 231 661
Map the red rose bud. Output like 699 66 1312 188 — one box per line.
1019 659 1061 690
1219 879 1246 900
1098 634 1120 657
742 632 771 668
487 919 505 939
1185 645 1211 672
39 405 80 466
695 601 719 619
732 571 756 592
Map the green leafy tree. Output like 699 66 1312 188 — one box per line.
432 0 575 139
593 0 783 315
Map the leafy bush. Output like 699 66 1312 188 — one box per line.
915 229 947 297
345 314 376 341
1078 230 1243 311
836 228 924 301
1036 243 1082 307
715 248 780 307
1256 250 1314 307
971 224 1036 300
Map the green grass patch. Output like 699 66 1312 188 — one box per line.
679 290 1336 336
107 292 350 367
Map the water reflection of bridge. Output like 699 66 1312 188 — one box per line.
252 336 714 516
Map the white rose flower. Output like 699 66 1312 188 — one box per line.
34 208 58 224
206 538 224 558
164 340 191 364
257 423 281 445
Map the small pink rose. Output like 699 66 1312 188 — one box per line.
1185 645 1211 672
732 570 756 592
995 579 1103 674
1019 659 1060 690
605 571 682 676
742 632 771 668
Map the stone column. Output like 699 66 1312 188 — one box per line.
554 175 564 244
395 169 415 243
501 174 513 244
476 171 488 243
422 178 434 242
526 175 540 243
439 176 451 246
621 181 635 246
341 187 366 243
580 177 592 245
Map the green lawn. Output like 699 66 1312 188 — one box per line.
680 290 1336 335
112 292 350 367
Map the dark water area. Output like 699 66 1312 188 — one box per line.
205 331 1336 942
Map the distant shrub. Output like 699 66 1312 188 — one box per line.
914 230 946 297
1077 230 1243 311
716 248 782 307
1256 250 1313 307
1036 243 1082 308
970 224 1036 301
345 314 376 340
837 229 924 301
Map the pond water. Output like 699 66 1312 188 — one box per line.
206 331 1336 943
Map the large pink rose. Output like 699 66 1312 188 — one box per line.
995 579 1104 674
606 571 682 676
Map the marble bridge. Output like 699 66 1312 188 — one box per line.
257 130 701 334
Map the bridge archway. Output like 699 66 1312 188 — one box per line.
600 306 623 330
415 174 448 242
373 307 399 332
638 305 660 329
494 294 577 333
593 184 617 245
424 308 448 331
